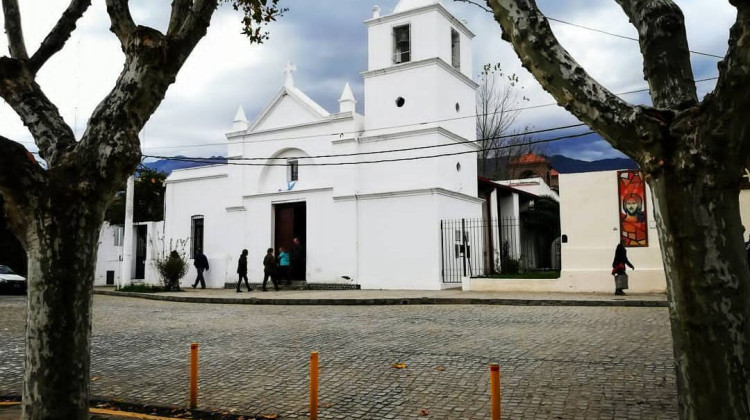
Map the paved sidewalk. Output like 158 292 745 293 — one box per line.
94 287 668 307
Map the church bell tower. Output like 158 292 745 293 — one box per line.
363 0 476 140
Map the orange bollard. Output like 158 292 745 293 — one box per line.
490 363 501 420
190 342 199 409
310 351 319 420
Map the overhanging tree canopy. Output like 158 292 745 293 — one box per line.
482 0 749 418
0 1 283 419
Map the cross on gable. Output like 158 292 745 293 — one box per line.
283 62 297 88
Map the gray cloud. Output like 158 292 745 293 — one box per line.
0 0 736 163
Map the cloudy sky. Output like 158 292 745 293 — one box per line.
0 0 737 162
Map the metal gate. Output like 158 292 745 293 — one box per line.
440 217 559 283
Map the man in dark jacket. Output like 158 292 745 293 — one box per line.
192 250 209 289
262 248 279 291
290 237 305 281
236 249 251 292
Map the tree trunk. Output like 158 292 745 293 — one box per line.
649 173 750 419
21 200 105 420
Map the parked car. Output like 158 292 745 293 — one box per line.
0 265 26 294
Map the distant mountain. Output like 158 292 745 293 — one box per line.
478 155 639 178
144 154 638 178
548 155 639 173
144 156 227 175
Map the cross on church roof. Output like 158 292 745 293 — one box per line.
283 61 297 88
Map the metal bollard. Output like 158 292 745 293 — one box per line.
310 351 319 420
490 363 501 420
190 342 199 409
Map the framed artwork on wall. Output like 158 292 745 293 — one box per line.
618 170 648 247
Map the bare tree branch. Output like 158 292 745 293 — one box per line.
485 0 667 159
614 0 697 110
173 0 217 41
706 2 750 159
167 0 193 36
1 0 29 60
0 135 46 246
28 0 92 74
0 58 76 165
105 0 136 47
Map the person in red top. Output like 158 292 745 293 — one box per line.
611 243 635 295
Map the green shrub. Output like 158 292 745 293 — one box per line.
151 237 189 291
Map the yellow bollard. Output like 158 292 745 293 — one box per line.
310 351 319 420
190 342 199 409
490 363 501 420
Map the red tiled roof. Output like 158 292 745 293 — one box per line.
514 153 548 164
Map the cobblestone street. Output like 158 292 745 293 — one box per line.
0 295 677 419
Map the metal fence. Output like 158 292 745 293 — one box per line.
440 217 560 283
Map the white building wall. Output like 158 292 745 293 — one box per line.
164 168 232 289
94 223 123 286
366 4 473 79
558 171 665 293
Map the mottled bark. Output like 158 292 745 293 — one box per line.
486 0 749 418
22 190 106 420
614 0 697 109
1 0 28 59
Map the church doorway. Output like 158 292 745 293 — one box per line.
134 225 147 280
274 202 307 280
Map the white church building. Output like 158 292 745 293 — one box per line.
161 0 483 290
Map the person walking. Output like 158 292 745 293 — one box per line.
277 246 291 285
236 249 252 292
611 243 634 295
262 248 279 291
192 250 209 289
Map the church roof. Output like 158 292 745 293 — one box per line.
245 86 330 133
393 0 440 14
515 153 549 164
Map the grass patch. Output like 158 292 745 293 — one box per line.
479 271 560 279
117 284 164 293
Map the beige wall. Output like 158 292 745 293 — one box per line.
465 170 667 293
739 190 750 238
557 171 666 293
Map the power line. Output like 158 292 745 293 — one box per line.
144 131 597 167
455 0 724 59
140 76 718 152
182 123 587 161
11 76 719 154
545 17 724 59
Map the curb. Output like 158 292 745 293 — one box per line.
0 394 272 420
94 290 668 307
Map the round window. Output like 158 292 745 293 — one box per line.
396 97 405 107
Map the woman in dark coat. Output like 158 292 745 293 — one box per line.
611 243 635 295
262 248 279 292
236 249 252 292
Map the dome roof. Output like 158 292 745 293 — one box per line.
393 0 440 14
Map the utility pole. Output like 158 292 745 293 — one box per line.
119 174 135 289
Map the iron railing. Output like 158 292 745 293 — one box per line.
440 217 560 283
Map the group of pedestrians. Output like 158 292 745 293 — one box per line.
189 238 305 292
236 237 305 293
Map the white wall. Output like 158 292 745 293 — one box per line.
94 223 122 286
366 3 473 79
496 178 559 200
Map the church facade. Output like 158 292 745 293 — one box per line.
161 0 483 290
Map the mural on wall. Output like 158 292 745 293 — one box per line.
618 170 648 247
